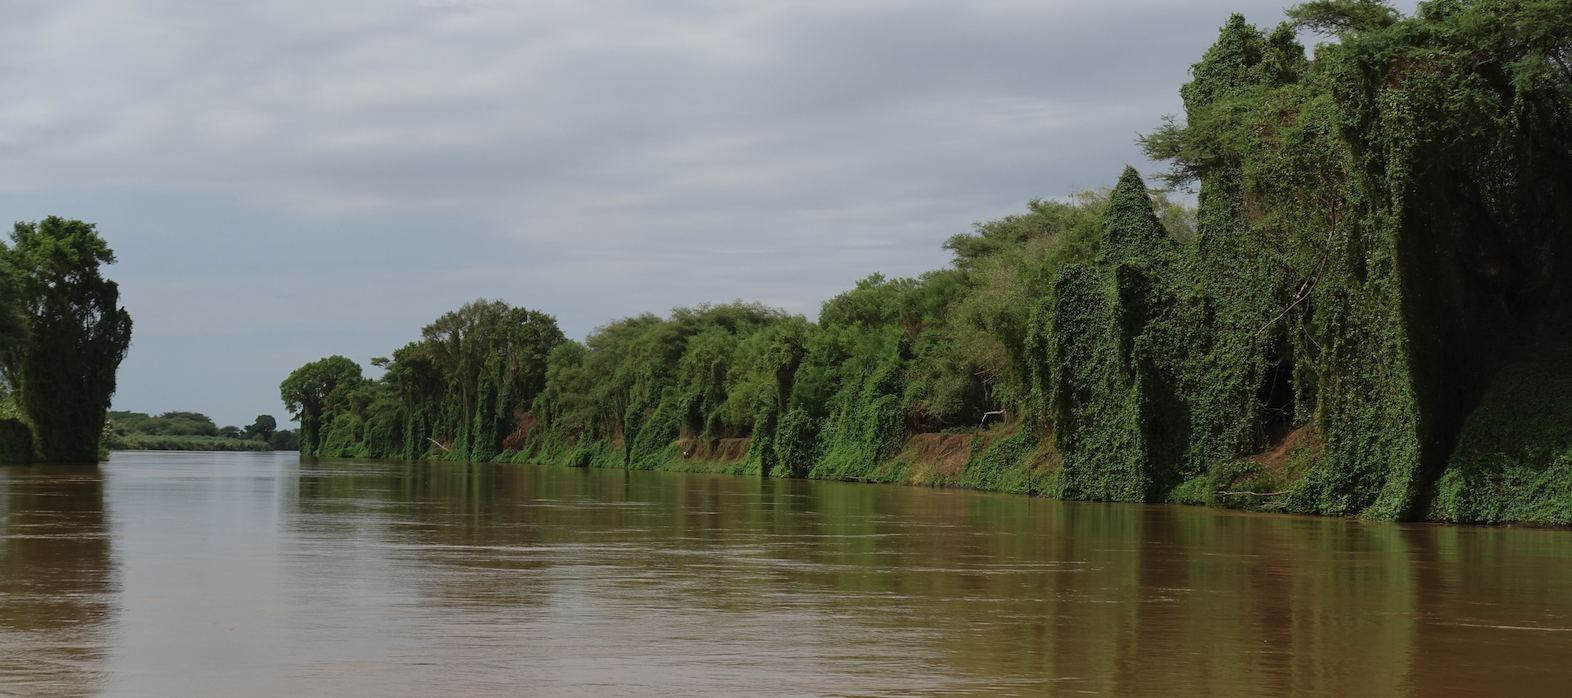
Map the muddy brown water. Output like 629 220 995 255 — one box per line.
2 451 1570 697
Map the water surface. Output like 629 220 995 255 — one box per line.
2 451 1570 696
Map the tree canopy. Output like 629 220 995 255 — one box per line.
2 217 133 463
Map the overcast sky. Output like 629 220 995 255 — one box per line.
0 0 1348 428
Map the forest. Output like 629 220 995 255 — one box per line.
0 217 133 464
286 0 1572 525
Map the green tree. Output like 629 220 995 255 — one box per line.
417 299 564 461
280 356 362 455
245 414 277 441
3 217 133 463
268 429 300 451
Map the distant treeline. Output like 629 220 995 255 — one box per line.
0 217 133 464
105 411 299 452
286 1 1572 525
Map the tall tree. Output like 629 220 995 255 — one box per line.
418 299 563 460
280 356 362 455
3 217 133 463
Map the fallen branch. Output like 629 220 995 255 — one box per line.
427 437 451 452
978 410 1005 429
1216 490 1290 496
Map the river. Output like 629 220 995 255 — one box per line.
1 451 1569 696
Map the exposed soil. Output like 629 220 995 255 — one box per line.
676 437 751 464
501 412 537 452
901 433 974 476
1247 425 1318 473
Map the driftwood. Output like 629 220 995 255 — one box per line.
427 437 451 452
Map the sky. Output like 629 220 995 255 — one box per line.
0 0 1348 428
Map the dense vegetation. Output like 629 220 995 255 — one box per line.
105 411 298 452
287 0 1572 525
0 217 133 463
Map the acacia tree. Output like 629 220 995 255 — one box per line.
3 217 133 463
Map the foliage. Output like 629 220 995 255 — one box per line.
1041 167 1192 502
955 429 1049 495
3 217 133 463
416 300 565 462
286 183 1191 486
245 415 277 441
282 300 567 462
290 182 1187 484
104 410 294 452
109 410 224 437
110 433 273 452
280 356 362 456
1430 365 1572 524
1138 0 1572 521
268 429 300 451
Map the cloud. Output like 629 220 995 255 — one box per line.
0 0 1323 426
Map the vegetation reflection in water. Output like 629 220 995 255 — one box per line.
295 456 1572 696
0 466 116 694
3 453 1572 696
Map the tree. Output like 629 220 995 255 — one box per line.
2 217 133 463
0 256 27 392
268 429 300 451
280 356 361 455
245 414 277 441
418 299 564 461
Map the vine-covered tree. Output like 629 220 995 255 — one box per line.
279 301 567 461
420 300 566 461
3 217 133 463
280 356 362 455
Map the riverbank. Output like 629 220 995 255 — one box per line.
493 418 1311 512
109 434 273 452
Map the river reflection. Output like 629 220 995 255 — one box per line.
0 466 117 697
2 452 1571 696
